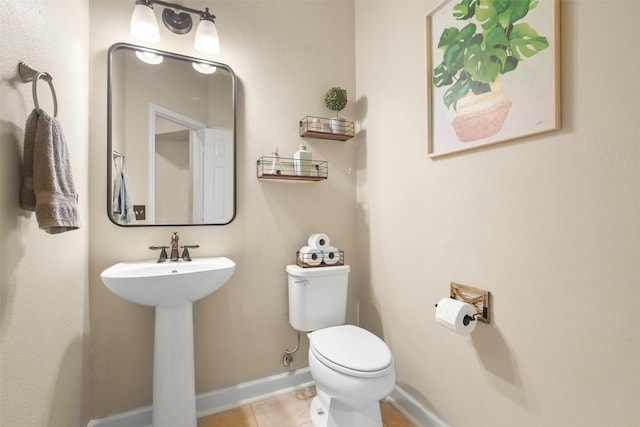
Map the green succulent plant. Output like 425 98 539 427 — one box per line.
433 0 549 110
324 87 348 117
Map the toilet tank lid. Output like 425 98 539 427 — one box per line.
309 325 392 373
285 264 350 277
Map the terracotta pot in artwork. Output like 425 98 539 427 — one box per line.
452 76 512 142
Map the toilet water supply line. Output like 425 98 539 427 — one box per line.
283 332 301 370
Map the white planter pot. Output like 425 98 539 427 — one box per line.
329 117 346 134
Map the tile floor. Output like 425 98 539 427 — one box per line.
197 386 415 427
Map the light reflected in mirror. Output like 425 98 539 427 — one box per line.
107 43 236 226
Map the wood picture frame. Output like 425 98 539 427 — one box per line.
426 0 560 158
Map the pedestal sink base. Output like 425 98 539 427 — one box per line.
100 257 236 427
153 304 197 427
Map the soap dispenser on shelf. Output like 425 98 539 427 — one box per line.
294 145 312 176
269 146 282 175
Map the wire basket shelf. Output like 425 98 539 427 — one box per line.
299 116 354 141
296 250 345 268
257 156 328 181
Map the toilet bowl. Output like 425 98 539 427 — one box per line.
308 325 396 427
286 264 396 427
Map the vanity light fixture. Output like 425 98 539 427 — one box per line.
130 0 220 55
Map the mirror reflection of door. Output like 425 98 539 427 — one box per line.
151 106 233 225
201 127 233 223
154 116 192 224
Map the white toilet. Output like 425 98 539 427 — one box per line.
286 264 396 427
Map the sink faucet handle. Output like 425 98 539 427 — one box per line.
180 244 199 262
149 245 169 263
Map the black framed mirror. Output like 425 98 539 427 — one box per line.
107 43 236 226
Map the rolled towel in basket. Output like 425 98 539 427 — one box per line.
322 246 341 265
308 233 330 250
299 246 322 266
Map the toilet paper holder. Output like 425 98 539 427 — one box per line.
462 311 481 326
435 282 490 324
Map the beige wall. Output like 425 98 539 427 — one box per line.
3 1 638 426
355 1 640 426
0 1 91 427
88 0 357 418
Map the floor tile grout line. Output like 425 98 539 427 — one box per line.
248 401 258 426
198 386 414 427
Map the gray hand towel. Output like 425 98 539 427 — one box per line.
20 109 39 211
113 171 135 224
112 172 122 214
31 109 80 233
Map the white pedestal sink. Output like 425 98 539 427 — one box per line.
101 257 235 427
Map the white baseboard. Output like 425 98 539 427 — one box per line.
195 368 314 417
87 368 445 427
87 368 313 427
387 387 449 427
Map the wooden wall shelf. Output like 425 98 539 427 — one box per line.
299 116 354 141
257 156 328 181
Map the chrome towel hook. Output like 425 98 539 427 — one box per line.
18 61 58 117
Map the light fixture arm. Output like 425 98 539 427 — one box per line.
200 7 216 22
146 0 216 22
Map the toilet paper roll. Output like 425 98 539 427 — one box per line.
435 298 478 336
322 246 341 265
308 233 330 250
299 246 322 266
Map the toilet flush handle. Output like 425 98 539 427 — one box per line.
294 279 308 286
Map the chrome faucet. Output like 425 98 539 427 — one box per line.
149 232 199 263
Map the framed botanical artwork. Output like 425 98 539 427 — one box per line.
426 0 560 157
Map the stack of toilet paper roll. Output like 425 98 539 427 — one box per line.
298 233 342 267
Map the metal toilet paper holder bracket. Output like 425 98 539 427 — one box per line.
449 282 490 324
462 312 481 326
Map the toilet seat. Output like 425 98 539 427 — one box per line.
309 325 393 379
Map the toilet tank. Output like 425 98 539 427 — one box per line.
286 264 350 332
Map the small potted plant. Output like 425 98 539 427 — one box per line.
324 87 348 134
432 0 549 142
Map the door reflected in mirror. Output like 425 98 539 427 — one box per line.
108 43 236 226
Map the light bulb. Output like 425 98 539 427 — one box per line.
192 62 217 74
136 51 163 65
